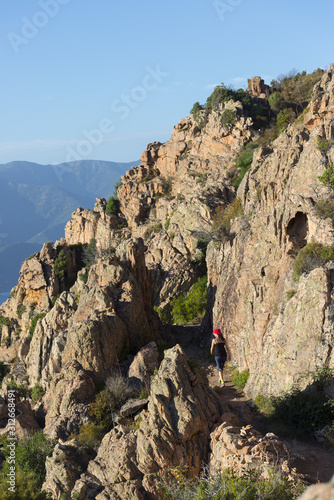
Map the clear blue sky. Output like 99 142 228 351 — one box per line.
0 0 333 165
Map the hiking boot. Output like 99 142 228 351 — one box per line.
219 380 225 386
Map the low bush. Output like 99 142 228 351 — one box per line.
276 107 295 132
6 380 30 398
70 421 106 448
31 384 45 403
315 197 334 224
0 431 55 497
29 313 46 338
105 374 136 413
54 249 69 282
317 137 331 153
161 467 305 500
286 289 296 300
144 223 163 239
105 195 120 215
318 163 334 189
255 368 334 438
17 304 26 319
292 242 334 280
0 362 8 386
220 108 236 127
171 276 207 325
213 197 244 239
232 142 257 187
0 316 10 328
232 368 250 389
89 389 112 429
153 305 172 324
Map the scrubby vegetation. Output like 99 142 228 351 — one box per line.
171 276 207 324
314 197 334 225
161 467 305 500
318 163 334 189
213 197 244 240
54 249 69 282
0 431 55 499
232 142 258 187
144 223 163 239
292 242 334 280
105 195 120 216
31 384 45 403
72 374 136 447
231 368 250 389
106 180 121 215
220 108 236 127
254 367 334 438
29 313 46 338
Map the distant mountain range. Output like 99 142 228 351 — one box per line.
0 159 139 293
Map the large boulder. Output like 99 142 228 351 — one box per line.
70 345 226 499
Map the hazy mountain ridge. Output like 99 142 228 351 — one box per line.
0 159 139 293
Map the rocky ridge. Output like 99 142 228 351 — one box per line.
0 72 333 497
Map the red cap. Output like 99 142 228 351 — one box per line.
213 328 222 335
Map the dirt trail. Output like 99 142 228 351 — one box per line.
170 323 334 483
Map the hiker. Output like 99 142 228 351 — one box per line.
210 328 231 386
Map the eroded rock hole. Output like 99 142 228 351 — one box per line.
286 212 308 252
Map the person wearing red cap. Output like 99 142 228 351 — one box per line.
210 328 231 386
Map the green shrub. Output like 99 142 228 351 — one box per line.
105 374 135 412
268 92 286 112
105 195 120 215
0 431 55 496
54 249 69 282
0 316 10 327
254 394 276 417
232 368 249 389
164 217 171 231
292 242 334 281
220 108 236 127
171 276 207 325
0 362 8 386
153 305 172 324
286 289 296 300
29 313 46 337
317 137 331 153
255 368 334 438
0 468 52 499
318 163 334 189
89 389 112 429
160 177 173 198
162 467 305 500
52 293 60 307
31 384 45 403
314 197 334 224
213 197 244 239
144 223 163 239
6 380 30 398
17 304 26 319
70 421 106 448
3 337 11 348
232 142 257 187
276 107 295 132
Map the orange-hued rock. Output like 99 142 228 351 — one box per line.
206 67 334 398
68 345 226 499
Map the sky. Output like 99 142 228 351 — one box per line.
0 0 334 166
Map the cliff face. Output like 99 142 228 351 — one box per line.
0 70 334 498
207 68 334 397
